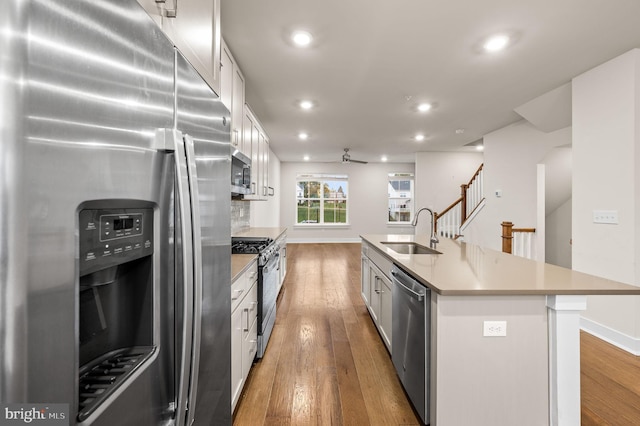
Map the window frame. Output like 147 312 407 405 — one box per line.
387 172 414 225
295 173 349 227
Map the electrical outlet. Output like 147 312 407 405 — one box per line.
593 210 618 224
483 320 507 337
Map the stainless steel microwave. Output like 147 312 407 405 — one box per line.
231 149 251 196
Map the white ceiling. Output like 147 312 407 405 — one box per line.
220 0 640 163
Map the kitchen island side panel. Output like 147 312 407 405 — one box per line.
431 294 549 426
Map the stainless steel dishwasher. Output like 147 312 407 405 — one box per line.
391 264 430 425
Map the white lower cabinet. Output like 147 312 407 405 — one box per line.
361 242 392 351
231 260 258 412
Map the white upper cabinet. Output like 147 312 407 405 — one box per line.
137 0 221 96
220 41 234 111
221 39 246 153
243 106 270 201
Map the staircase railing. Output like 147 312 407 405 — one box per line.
501 221 536 259
434 163 484 238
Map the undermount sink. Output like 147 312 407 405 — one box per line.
381 242 441 255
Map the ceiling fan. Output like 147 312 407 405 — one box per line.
341 148 368 164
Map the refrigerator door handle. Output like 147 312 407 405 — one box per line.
182 133 203 426
160 128 197 426
156 129 202 426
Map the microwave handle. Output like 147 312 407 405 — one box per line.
251 182 256 195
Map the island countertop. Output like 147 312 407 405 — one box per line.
361 234 640 296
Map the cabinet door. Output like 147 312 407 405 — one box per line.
231 305 243 410
161 0 221 95
241 282 258 384
243 119 261 200
361 255 370 306
232 69 245 152
242 109 254 160
278 242 287 290
220 41 234 111
369 264 381 323
379 273 393 350
261 136 269 198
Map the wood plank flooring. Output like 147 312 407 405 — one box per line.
233 243 420 425
233 242 640 426
581 331 640 425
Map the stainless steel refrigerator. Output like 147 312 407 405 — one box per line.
0 0 231 424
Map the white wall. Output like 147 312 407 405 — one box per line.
280 162 415 242
464 121 570 252
546 197 572 268
250 147 281 227
572 48 640 349
414 152 483 237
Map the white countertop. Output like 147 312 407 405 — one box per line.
361 234 640 296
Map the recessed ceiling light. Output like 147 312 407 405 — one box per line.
292 31 312 47
303 155 310 161
476 145 484 151
417 103 432 113
455 128 465 134
299 100 314 110
381 156 388 162
484 34 509 52
415 134 425 142
298 132 309 140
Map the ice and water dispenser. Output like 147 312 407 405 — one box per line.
77 204 156 422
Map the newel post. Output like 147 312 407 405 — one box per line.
501 221 513 254
461 184 468 223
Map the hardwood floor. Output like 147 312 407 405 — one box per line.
581 331 640 425
233 243 420 425
233 242 640 425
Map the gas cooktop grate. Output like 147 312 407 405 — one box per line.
77 346 155 422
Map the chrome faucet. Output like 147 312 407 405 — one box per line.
412 207 439 248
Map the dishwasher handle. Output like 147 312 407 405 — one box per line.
391 271 425 302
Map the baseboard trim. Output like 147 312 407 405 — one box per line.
288 238 362 244
580 316 640 355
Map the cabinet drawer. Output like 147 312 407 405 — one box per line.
231 260 258 312
367 245 393 280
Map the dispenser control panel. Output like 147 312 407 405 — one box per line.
79 207 153 275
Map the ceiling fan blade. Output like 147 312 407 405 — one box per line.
348 158 368 164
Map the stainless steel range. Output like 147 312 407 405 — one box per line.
232 237 280 358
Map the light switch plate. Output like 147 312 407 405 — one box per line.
593 210 618 224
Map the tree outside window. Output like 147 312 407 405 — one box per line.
297 174 348 225
388 173 414 224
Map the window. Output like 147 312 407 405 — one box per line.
296 174 348 225
388 172 414 224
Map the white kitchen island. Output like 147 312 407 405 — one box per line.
360 234 640 426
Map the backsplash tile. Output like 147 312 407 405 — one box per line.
231 200 250 234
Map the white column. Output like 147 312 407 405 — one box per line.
546 295 587 426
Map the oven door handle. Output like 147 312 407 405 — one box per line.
262 252 279 273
